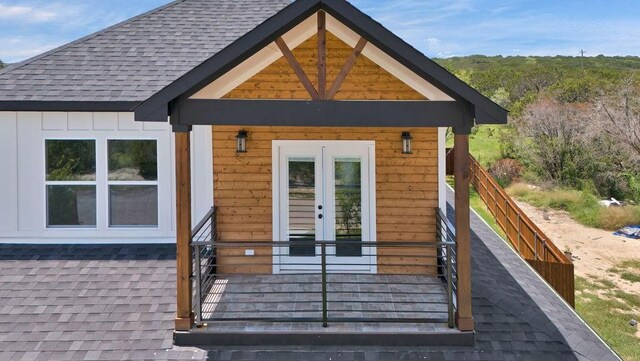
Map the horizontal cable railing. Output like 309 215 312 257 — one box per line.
190 208 457 328
191 207 216 325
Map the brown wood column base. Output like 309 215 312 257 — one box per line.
175 316 193 331
456 313 475 332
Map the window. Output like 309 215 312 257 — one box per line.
108 140 158 227
45 138 159 229
46 140 97 227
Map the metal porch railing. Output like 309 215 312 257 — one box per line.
191 207 458 328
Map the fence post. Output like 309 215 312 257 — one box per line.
493 184 498 220
321 243 328 328
534 232 539 260
446 243 454 328
504 198 509 238
517 214 522 253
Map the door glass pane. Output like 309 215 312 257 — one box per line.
46 140 96 181
334 158 362 257
47 185 96 227
109 185 159 227
108 140 158 181
288 158 316 257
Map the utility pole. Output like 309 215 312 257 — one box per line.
579 49 586 69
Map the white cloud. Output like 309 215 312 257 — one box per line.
0 37 62 63
0 4 57 22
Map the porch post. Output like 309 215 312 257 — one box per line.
454 131 474 331
175 128 193 331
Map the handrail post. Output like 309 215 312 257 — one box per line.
194 244 203 326
321 242 328 328
446 243 454 328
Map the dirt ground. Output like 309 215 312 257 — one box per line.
514 200 640 294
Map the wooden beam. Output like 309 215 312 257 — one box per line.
275 37 319 100
317 11 327 100
327 37 368 100
175 131 193 331
177 99 467 127
454 134 474 331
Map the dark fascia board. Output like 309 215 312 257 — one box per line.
0 101 139 112
321 0 507 124
134 0 322 122
173 99 471 128
134 0 508 125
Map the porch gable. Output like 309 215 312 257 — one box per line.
133 0 508 129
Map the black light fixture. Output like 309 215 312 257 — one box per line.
236 130 248 153
402 131 413 154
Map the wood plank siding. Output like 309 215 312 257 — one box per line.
213 32 438 274
213 126 439 274
225 33 426 101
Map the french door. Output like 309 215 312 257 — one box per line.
273 141 376 273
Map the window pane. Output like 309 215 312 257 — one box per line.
46 140 96 181
335 158 362 257
108 140 158 181
288 158 316 257
47 185 96 227
109 185 158 227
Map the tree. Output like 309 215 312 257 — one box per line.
593 76 640 163
511 98 594 185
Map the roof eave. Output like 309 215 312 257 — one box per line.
0 101 140 113
320 0 508 124
134 0 322 122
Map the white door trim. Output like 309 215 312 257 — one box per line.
272 140 377 274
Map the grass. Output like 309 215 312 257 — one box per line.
446 125 506 167
621 272 640 283
506 183 640 230
469 126 505 167
575 276 640 361
608 260 640 284
620 260 640 270
446 177 507 244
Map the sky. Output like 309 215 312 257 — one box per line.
1 0 640 63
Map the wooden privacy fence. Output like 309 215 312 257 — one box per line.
446 149 575 307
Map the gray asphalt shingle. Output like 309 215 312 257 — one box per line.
0 191 621 360
0 0 289 103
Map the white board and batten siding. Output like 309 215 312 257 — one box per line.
0 111 213 244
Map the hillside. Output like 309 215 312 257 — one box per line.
435 55 640 116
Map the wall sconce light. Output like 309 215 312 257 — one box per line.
402 131 413 154
236 130 248 153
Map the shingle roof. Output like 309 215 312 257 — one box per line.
0 191 620 361
0 0 289 103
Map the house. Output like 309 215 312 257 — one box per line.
0 0 619 356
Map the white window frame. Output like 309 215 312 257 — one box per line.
43 135 163 231
106 138 160 229
44 138 98 229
